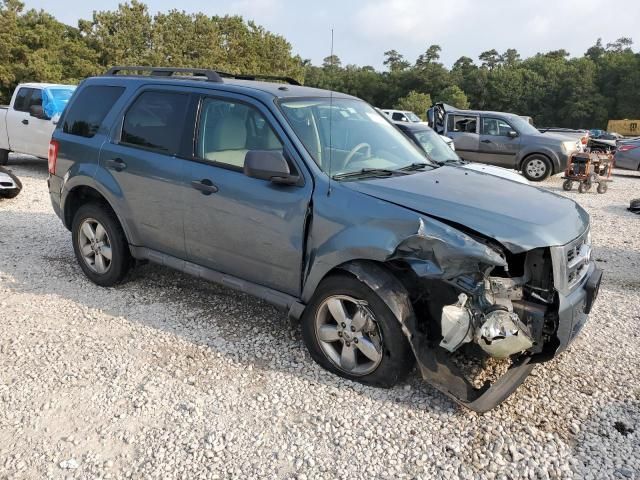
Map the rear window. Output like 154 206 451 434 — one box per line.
63 86 125 138
120 91 189 154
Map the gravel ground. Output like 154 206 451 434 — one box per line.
1 155 639 480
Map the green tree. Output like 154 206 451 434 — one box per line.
415 44 441 68
438 85 469 109
383 49 409 72
395 91 432 118
479 49 500 69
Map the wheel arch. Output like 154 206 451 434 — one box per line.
63 185 133 247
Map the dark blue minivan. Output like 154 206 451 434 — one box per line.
48 67 601 412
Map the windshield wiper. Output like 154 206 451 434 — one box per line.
332 168 400 180
397 162 435 171
439 158 467 165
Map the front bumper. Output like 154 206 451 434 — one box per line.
555 261 602 353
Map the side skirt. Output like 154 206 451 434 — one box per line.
129 246 306 319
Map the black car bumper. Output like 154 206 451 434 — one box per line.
555 261 602 353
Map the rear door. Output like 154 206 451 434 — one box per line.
5 87 32 154
183 92 312 296
476 116 520 167
445 113 480 161
99 87 193 259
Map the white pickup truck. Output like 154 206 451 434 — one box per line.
0 83 76 165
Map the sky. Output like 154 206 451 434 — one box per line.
24 0 640 69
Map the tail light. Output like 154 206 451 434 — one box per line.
48 140 59 175
617 144 638 152
581 136 588 145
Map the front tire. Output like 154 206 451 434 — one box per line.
71 203 132 287
301 273 415 388
522 155 552 182
0 149 9 166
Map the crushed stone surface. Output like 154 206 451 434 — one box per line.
1 156 638 479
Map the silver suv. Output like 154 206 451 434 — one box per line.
428 103 583 181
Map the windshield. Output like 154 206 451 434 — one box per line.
43 86 76 118
279 98 431 177
405 112 421 122
508 114 539 136
411 129 460 163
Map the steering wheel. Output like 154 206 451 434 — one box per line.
343 143 372 169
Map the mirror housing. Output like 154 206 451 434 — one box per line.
244 150 299 185
29 105 49 120
507 130 518 138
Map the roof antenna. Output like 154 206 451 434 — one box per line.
327 28 334 196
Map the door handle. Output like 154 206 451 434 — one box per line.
106 158 127 172
191 179 219 195
481 139 492 144
22 119 28 125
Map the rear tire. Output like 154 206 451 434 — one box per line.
597 182 608 194
522 155 552 182
0 149 9 166
71 203 132 287
301 273 415 388
562 179 573 191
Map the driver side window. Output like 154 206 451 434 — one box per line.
197 98 283 169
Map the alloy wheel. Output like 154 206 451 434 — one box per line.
77 218 112 274
314 295 383 376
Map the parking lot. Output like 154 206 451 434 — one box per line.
1 156 639 479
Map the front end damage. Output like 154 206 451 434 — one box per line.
342 218 602 413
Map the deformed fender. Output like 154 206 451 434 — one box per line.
302 210 507 304
341 260 534 413
388 218 506 279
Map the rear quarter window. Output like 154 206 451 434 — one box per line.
63 86 125 138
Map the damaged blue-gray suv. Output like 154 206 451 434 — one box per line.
48 67 602 412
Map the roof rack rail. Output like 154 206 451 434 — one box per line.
105 66 224 83
217 72 301 86
104 66 302 86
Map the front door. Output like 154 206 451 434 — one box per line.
99 88 192 259
5 87 32 154
183 94 312 296
25 89 57 159
477 116 521 168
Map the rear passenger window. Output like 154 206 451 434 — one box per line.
197 98 283 168
121 91 188 154
13 88 31 112
447 114 478 133
63 86 125 138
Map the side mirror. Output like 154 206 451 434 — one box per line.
29 105 49 120
244 150 299 185
508 130 518 138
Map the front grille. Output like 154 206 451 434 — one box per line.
550 228 591 296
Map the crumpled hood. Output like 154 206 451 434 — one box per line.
344 166 589 253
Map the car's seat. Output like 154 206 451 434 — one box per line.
204 109 249 167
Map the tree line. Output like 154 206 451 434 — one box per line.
1 0 639 129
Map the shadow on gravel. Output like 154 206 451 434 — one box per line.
572 400 640 478
0 208 460 415
3 154 47 180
